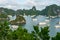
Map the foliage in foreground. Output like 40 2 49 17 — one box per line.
32 26 50 40
0 21 60 40
0 21 35 40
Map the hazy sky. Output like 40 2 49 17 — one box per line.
0 0 60 10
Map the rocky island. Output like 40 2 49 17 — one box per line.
10 15 26 26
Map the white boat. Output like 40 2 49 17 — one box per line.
46 17 49 18
45 19 50 22
50 16 57 18
55 25 60 28
52 16 55 18
33 19 37 21
55 22 60 28
39 22 47 26
31 15 35 18
59 22 60 24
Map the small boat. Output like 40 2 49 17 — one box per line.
55 22 60 28
51 16 55 18
59 22 60 24
31 15 35 18
39 22 47 26
45 19 50 22
55 25 60 28
33 19 37 21
46 17 49 18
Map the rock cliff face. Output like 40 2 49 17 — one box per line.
10 15 26 25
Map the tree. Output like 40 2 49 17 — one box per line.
32 26 50 40
0 21 11 40
0 21 35 40
52 33 60 40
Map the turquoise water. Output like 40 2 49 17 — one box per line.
23 15 60 37
10 15 60 37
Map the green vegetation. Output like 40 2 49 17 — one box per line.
0 21 36 40
0 21 60 40
40 4 60 16
52 33 60 40
0 13 8 22
10 15 26 25
0 4 60 40
0 13 7 18
0 7 15 15
0 4 60 16
16 6 40 15
32 26 50 40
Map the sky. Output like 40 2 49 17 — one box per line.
0 0 60 10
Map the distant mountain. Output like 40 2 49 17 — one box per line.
16 6 40 15
40 4 60 16
0 4 60 16
16 4 60 16
0 7 15 15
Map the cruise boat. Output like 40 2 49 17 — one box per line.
39 22 47 26
31 15 35 18
45 19 50 22
32 18 37 21
55 24 60 28
46 17 49 18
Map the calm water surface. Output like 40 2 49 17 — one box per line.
23 15 60 37
11 15 60 37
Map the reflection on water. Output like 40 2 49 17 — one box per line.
23 15 60 37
